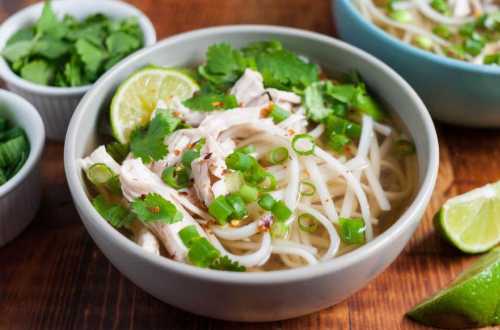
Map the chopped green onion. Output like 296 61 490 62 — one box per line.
484 53 500 65
269 103 290 123
414 35 433 50
243 165 268 185
0 135 27 168
0 168 7 185
430 0 450 15
324 115 361 139
239 184 259 203
389 10 413 23
392 139 416 157
292 134 315 156
162 166 190 189
179 225 200 248
258 193 276 211
87 163 114 186
93 195 134 228
328 133 350 153
463 38 485 56
298 213 319 233
339 217 366 245
272 200 292 222
235 145 256 154
433 25 452 39
226 194 248 219
187 237 220 267
271 222 288 238
224 172 243 193
257 172 277 192
267 147 289 165
208 196 233 225
300 180 316 197
225 151 255 172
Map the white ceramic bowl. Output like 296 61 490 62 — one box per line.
0 0 156 141
65 25 439 322
0 89 45 246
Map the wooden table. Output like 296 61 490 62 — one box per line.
0 1 498 329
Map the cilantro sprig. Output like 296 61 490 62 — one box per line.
130 111 180 164
1 1 143 87
193 40 319 98
178 225 245 271
131 193 183 225
92 195 134 228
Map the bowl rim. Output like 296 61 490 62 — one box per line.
0 89 45 198
0 0 157 96
65 25 439 285
337 0 500 76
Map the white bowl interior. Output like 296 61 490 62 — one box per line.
66 26 438 282
0 0 156 95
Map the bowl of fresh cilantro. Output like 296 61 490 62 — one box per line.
0 0 156 141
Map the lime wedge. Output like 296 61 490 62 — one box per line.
110 67 199 144
435 182 500 253
407 247 500 328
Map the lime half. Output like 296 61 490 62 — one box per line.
435 182 500 253
110 67 199 144
407 247 500 328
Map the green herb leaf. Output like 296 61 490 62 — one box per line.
130 111 180 163
6 27 35 46
106 31 140 55
255 48 318 91
183 92 238 111
2 41 32 63
209 255 245 272
20 60 54 85
131 193 182 224
304 82 330 122
32 36 70 59
75 38 108 74
92 195 133 228
36 1 65 39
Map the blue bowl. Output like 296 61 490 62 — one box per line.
334 0 500 127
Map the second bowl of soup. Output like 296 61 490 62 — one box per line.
334 0 500 127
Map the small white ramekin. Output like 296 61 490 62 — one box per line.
0 89 45 247
0 0 156 141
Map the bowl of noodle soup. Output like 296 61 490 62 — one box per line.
334 0 500 127
64 25 438 321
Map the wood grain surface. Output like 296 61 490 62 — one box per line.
0 1 498 329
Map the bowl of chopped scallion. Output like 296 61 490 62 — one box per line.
0 89 45 246
0 0 156 141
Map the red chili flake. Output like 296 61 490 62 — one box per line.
174 149 181 156
148 206 161 214
212 101 224 107
260 102 274 118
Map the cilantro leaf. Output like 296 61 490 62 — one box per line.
2 41 32 63
183 92 238 111
6 27 35 46
241 40 283 57
75 38 108 74
130 111 180 163
131 193 182 224
33 36 70 59
198 43 247 88
36 1 65 39
106 31 141 55
20 60 54 85
324 82 358 104
304 82 330 122
209 255 246 272
92 195 133 228
255 49 318 91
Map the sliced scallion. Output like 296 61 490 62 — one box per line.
300 180 316 197
292 134 315 156
267 147 289 165
298 213 319 233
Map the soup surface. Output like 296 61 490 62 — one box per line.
355 0 500 65
81 40 417 272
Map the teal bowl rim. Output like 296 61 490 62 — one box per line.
337 0 500 76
